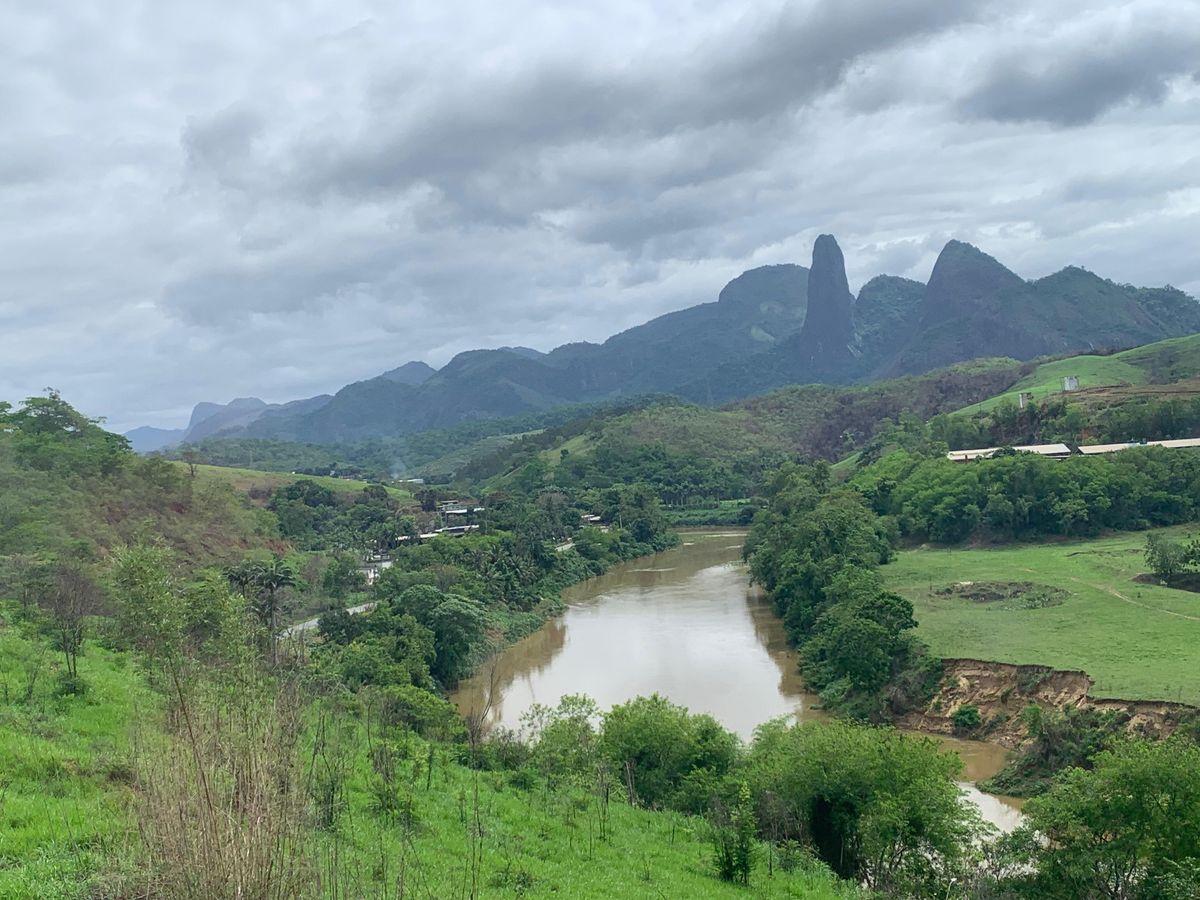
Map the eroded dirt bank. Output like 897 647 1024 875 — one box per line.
899 658 1197 749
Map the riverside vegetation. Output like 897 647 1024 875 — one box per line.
6 391 1200 898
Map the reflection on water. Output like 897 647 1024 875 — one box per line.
451 530 1022 830
453 533 824 739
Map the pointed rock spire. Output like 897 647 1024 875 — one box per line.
796 234 854 364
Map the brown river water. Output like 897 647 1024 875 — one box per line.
452 530 1023 831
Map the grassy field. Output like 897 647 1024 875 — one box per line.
319 739 858 899
882 527 1200 704
189 463 412 503
0 604 857 899
1118 332 1200 383
954 355 1148 415
954 333 1200 416
0 615 153 898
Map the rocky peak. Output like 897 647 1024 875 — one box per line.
923 239 1027 323
795 234 854 363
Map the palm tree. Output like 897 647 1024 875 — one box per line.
225 556 296 664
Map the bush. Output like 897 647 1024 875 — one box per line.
711 782 757 885
373 683 465 740
951 704 982 734
601 694 738 811
53 672 88 698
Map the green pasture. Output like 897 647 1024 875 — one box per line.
883 528 1200 704
954 356 1147 415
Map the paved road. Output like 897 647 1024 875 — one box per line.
283 600 376 637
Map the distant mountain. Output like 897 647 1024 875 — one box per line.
232 264 810 442
126 393 333 451
792 234 855 371
380 361 436 385
680 236 1200 404
134 237 1200 445
883 242 1200 376
125 426 187 453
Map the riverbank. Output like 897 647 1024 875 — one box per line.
899 657 1198 749
448 531 1028 830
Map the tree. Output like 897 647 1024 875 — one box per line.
521 694 602 787
601 694 738 811
745 720 978 894
711 781 757 886
0 554 51 612
425 594 488 685
1018 737 1200 899
1145 533 1192 582
322 553 366 599
180 447 200 479
224 555 297 664
252 557 296 664
39 562 104 686
110 544 185 666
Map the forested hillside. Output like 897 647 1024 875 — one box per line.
0 392 277 566
458 358 1028 502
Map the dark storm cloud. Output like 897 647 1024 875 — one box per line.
289 0 994 204
2 0 1199 431
960 20 1200 125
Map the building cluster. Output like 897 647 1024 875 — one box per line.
948 437 1200 463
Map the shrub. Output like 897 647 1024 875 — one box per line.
951 704 983 733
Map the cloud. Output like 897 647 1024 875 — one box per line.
959 8 1200 125
0 0 1198 431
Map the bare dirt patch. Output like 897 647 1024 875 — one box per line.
934 581 1066 610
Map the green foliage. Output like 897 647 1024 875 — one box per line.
270 479 405 553
983 705 1131 797
109 545 186 664
1015 737 1200 899
856 446 1200 544
464 359 1025 498
1145 532 1198 581
601 694 739 812
0 393 277 567
321 552 367 598
520 694 603 787
950 704 982 734
710 781 757 885
745 462 919 718
744 719 978 894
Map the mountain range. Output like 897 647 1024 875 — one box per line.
125 236 1200 451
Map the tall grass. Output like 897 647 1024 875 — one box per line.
131 668 315 899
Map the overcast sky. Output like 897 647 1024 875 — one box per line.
3 0 1199 431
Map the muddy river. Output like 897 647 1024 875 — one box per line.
452 530 1023 831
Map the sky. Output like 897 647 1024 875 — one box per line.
2 0 1199 432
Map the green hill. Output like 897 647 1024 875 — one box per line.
0 395 278 567
463 358 1026 499
955 356 1150 414
953 333 1200 417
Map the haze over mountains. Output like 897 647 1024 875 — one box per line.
126 236 1200 452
